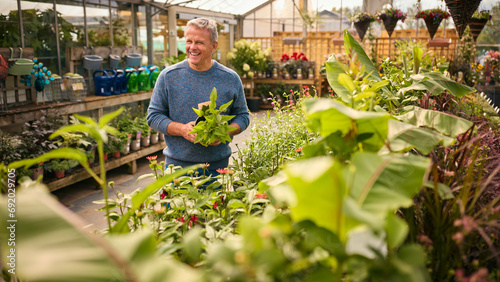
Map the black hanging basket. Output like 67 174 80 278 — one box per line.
354 20 372 41
444 0 482 39
382 16 399 38
424 18 443 40
469 18 488 42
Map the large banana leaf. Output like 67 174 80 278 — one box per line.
397 106 474 137
0 182 201 282
381 119 456 155
304 99 391 152
398 72 476 97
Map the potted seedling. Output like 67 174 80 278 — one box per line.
150 128 159 144
48 159 70 179
137 117 150 147
130 118 142 151
103 141 115 161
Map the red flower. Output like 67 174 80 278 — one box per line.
160 189 167 199
213 201 218 209
295 148 303 153
216 168 234 174
178 217 186 223
255 193 268 199
189 215 199 227
146 155 157 161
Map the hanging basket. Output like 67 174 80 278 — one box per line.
381 16 399 38
444 0 482 39
469 18 488 42
354 20 372 41
424 18 443 40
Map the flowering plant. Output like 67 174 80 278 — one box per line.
351 12 376 24
415 8 450 24
227 39 271 78
375 6 407 22
280 52 311 77
472 10 492 21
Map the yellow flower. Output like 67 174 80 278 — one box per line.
243 63 250 71
471 63 475 68
227 52 234 60
248 71 254 78
477 64 483 70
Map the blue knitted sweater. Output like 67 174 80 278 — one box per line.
147 60 250 168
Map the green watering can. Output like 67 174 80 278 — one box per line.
126 67 138 93
138 65 159 91
149 64 161 88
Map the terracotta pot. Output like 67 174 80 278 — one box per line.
141 136 150 147
103 153 108 161
113 151 121 158
150 133 159 144
131 140 141 151
354 20 372 41
31 167 44 181
444 0 482 38
54 170 65 179
159 133 164 141
424 17 443 40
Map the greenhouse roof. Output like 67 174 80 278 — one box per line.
158 0 272 16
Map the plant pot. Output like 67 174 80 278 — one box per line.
381 16 399 38
159 133 164 141
354 20 372 41
131 140 141 151
31 167 43 181
444 0 482 39
113 151 121 158
424 17 443 40
469 18 488 42
54 170 65 179
103 153 108 161
141 136 150 147
246 97 261 112
123 143 131 155
150 133 159 145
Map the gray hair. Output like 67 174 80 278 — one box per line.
186 18 218 43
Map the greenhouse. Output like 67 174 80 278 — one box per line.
1 0 500 281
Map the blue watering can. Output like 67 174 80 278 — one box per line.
93 69 117 96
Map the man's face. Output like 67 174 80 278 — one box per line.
185 26 218 71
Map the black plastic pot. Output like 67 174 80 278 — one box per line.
246 97 260 112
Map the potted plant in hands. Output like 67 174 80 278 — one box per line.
48 159 70 179
351 12 376 41
376 4 407 38
415 8 451 39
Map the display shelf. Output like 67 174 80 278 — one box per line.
45 141 165 192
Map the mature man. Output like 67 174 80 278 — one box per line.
147 18 249 174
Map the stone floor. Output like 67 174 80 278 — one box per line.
51 110 263 231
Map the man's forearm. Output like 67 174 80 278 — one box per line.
229 122 242 137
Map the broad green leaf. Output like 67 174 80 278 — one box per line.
397 106 474 137
219 100 233 112
98 107 124 128
285 157 349 241
399 72 475 97
209 87 217 110
182 227 203 263
304 99 391 152
413 46 423 75
73 113 96 126
343 30 385 87
325 56 351 102
338 73 355 92
382 119 456 155
385 212 408 249
192 108 204 117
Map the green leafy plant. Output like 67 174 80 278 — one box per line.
47 159 70 172
189 87 236 147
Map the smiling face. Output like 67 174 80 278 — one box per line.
185 26 218 71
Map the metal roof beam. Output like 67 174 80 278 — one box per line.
241 0 275 18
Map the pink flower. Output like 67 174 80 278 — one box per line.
295 148 303 153
146 155 157 161
255 193 268 199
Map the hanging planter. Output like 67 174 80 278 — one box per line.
351 12 376 41
376 5 407 38
415 9 451 40
469 11 492 42
444 0 482 39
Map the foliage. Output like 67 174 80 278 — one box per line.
415 8 450 24
78 16 130 46
0 132 22 165
375 5 407 22
472 10 492 21
189 88 236 147
47 159 70 172
350 12 376 24
449 27 476 86
160 53 187 68
231 93 315 183
227 39 271 77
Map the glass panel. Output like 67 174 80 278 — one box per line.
151 7 168 67
0 0 22 48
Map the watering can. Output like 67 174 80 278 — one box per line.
148 64 161 88
93 69 117 96
125 46 142 67
8 47 34 76
126 67 139 93
112 69 124 95
138 65 159 92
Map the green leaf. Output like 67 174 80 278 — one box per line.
385 212 409 249
193 108 204 117
338 73 355 92
413 46 423 75
73 113 97 126
325 56 352 103
99 107 124 128
424 181 454 200
209 87 217 110
399 72 476 97
397 106 473 137
9 148 88 170
219 100 233 112
182 227 203 264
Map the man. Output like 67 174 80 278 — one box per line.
147 18 249 175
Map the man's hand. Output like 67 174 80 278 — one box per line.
167 121 197 143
